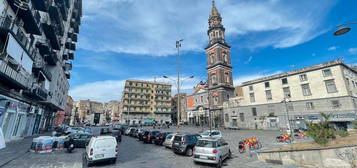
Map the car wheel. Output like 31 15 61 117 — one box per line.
186 148 193 156
216 158 222 168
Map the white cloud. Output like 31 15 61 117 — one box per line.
233 71 283 85
348 48 357 55
69 76 202 102
79 0 335 56
328 46 337 51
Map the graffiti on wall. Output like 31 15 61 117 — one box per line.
336 148 357 161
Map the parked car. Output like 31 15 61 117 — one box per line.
84 136 118 167
200 130 222 139
138 129 146 141
124 127 134 136
129 128 137 137
133 128 144 138
64 127 84 135
142 131 160 143
193 138 231 167
172 133 201 156
64 132 92 148
153 132 172 146
111 130 122 142
163 133 177 148
100 128 111 135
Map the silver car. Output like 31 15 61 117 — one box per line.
163 133 177 149
193 138 231 167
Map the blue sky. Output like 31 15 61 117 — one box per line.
69 0 357 102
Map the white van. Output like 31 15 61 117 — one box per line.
85 136 118 167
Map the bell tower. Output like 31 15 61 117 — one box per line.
206 0 234 108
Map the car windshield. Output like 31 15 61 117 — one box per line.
211 131 220 136
196 140 218 148
173 136 182 141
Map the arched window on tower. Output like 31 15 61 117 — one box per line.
210 54 214 64
222 52 228 63
215 31 219 38
225 72 230 84
211 74 217 85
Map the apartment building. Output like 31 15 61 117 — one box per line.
77 100 105 125
0 0 81 142
121 80 172 125
223 60 357 131
103 100 122 123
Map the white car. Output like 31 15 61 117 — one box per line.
163 133 177 149
85 136 118 167
193 138 231 167
200 130 222 139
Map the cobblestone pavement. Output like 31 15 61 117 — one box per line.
2 126 306 168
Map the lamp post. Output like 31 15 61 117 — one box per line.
163 75 194 127
334 22 357 36
282 98 293 138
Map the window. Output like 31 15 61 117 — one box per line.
306 102 314 110
200 96 203 103
283 87 291 98
353 81 356 88
214 96 218 105
300 74 308 81
211 74 217 85
210 54 214 64
282 78 288 85
265 90 272 100
322 69 332 77
239 113 245 122
223 52 228 63
249 85 253 91
301 84 312 96
225 113 229 122
252 108 257 116
265 82 270 88
225 73 230 83
331 100 341 108
249 93 255 103
325 79 338 93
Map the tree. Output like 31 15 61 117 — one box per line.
306 113 336 146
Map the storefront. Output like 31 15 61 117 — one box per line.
1 98 30 141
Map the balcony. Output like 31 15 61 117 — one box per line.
32 62 52 81
49 5 64 36
0 59 31 89
42 23 60 50
36 39 52 58
6 0 41 35
68 52 74 60
31 0 51 12
71 33 78 42
64 62 72 71
65 42 76 50
23 85 48 101
45 52 58 66
65 72 70 79
54 0 68 21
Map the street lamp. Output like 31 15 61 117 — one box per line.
281 98 293 138
334 22 357 36
163 75 194 127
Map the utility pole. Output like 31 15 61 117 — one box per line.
176 39 183 129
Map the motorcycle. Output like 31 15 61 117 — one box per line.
276 135 292 143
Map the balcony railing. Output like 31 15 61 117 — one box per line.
23 84 48 101
33 61 52 80
0 59 31 89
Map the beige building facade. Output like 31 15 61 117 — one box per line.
224 60 357 130
121 80 172 125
